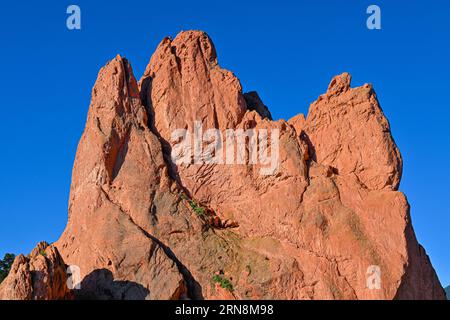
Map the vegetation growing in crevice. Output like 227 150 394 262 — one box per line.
212 274 234 292
188 199 207 218
180 192 207 220
180 192 239 230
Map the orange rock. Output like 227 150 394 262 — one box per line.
7 30 442 300
303 73 402 191
0 242 72 300
55 55 187 300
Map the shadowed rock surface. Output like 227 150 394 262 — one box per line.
75 269 150 300
1 30 445 300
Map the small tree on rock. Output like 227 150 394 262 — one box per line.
0 253 16 284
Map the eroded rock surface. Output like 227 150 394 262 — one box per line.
0 242 71 300
302 72 403 191
6 30 443 300
55 56 187 300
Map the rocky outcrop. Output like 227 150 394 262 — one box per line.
55 56 187 300
0 242 71 300
301 72 402 191
4 30 443 300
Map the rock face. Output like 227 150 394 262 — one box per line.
56 56 187 300
302 72 402 191
4 30 444 300
0 242 71 300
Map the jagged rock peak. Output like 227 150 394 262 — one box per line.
142 30 218 79
304 72 403 191
327 72 352 96
5 30 442 301
0 242 72 300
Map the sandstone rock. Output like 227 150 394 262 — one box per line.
140 31 246 141
303 73 403 191
32 30 445 300
139 31 309 242
0 242 71 300
55 55 187 300
288 113 306 134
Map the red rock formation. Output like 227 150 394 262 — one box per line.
55 56 187 300
2 30 444 300
302 72 402 191
0 242 72 300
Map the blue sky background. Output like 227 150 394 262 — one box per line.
0 1 449 287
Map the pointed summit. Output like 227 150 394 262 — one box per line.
326 72 352 96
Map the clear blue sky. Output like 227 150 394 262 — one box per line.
0 1 449 287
